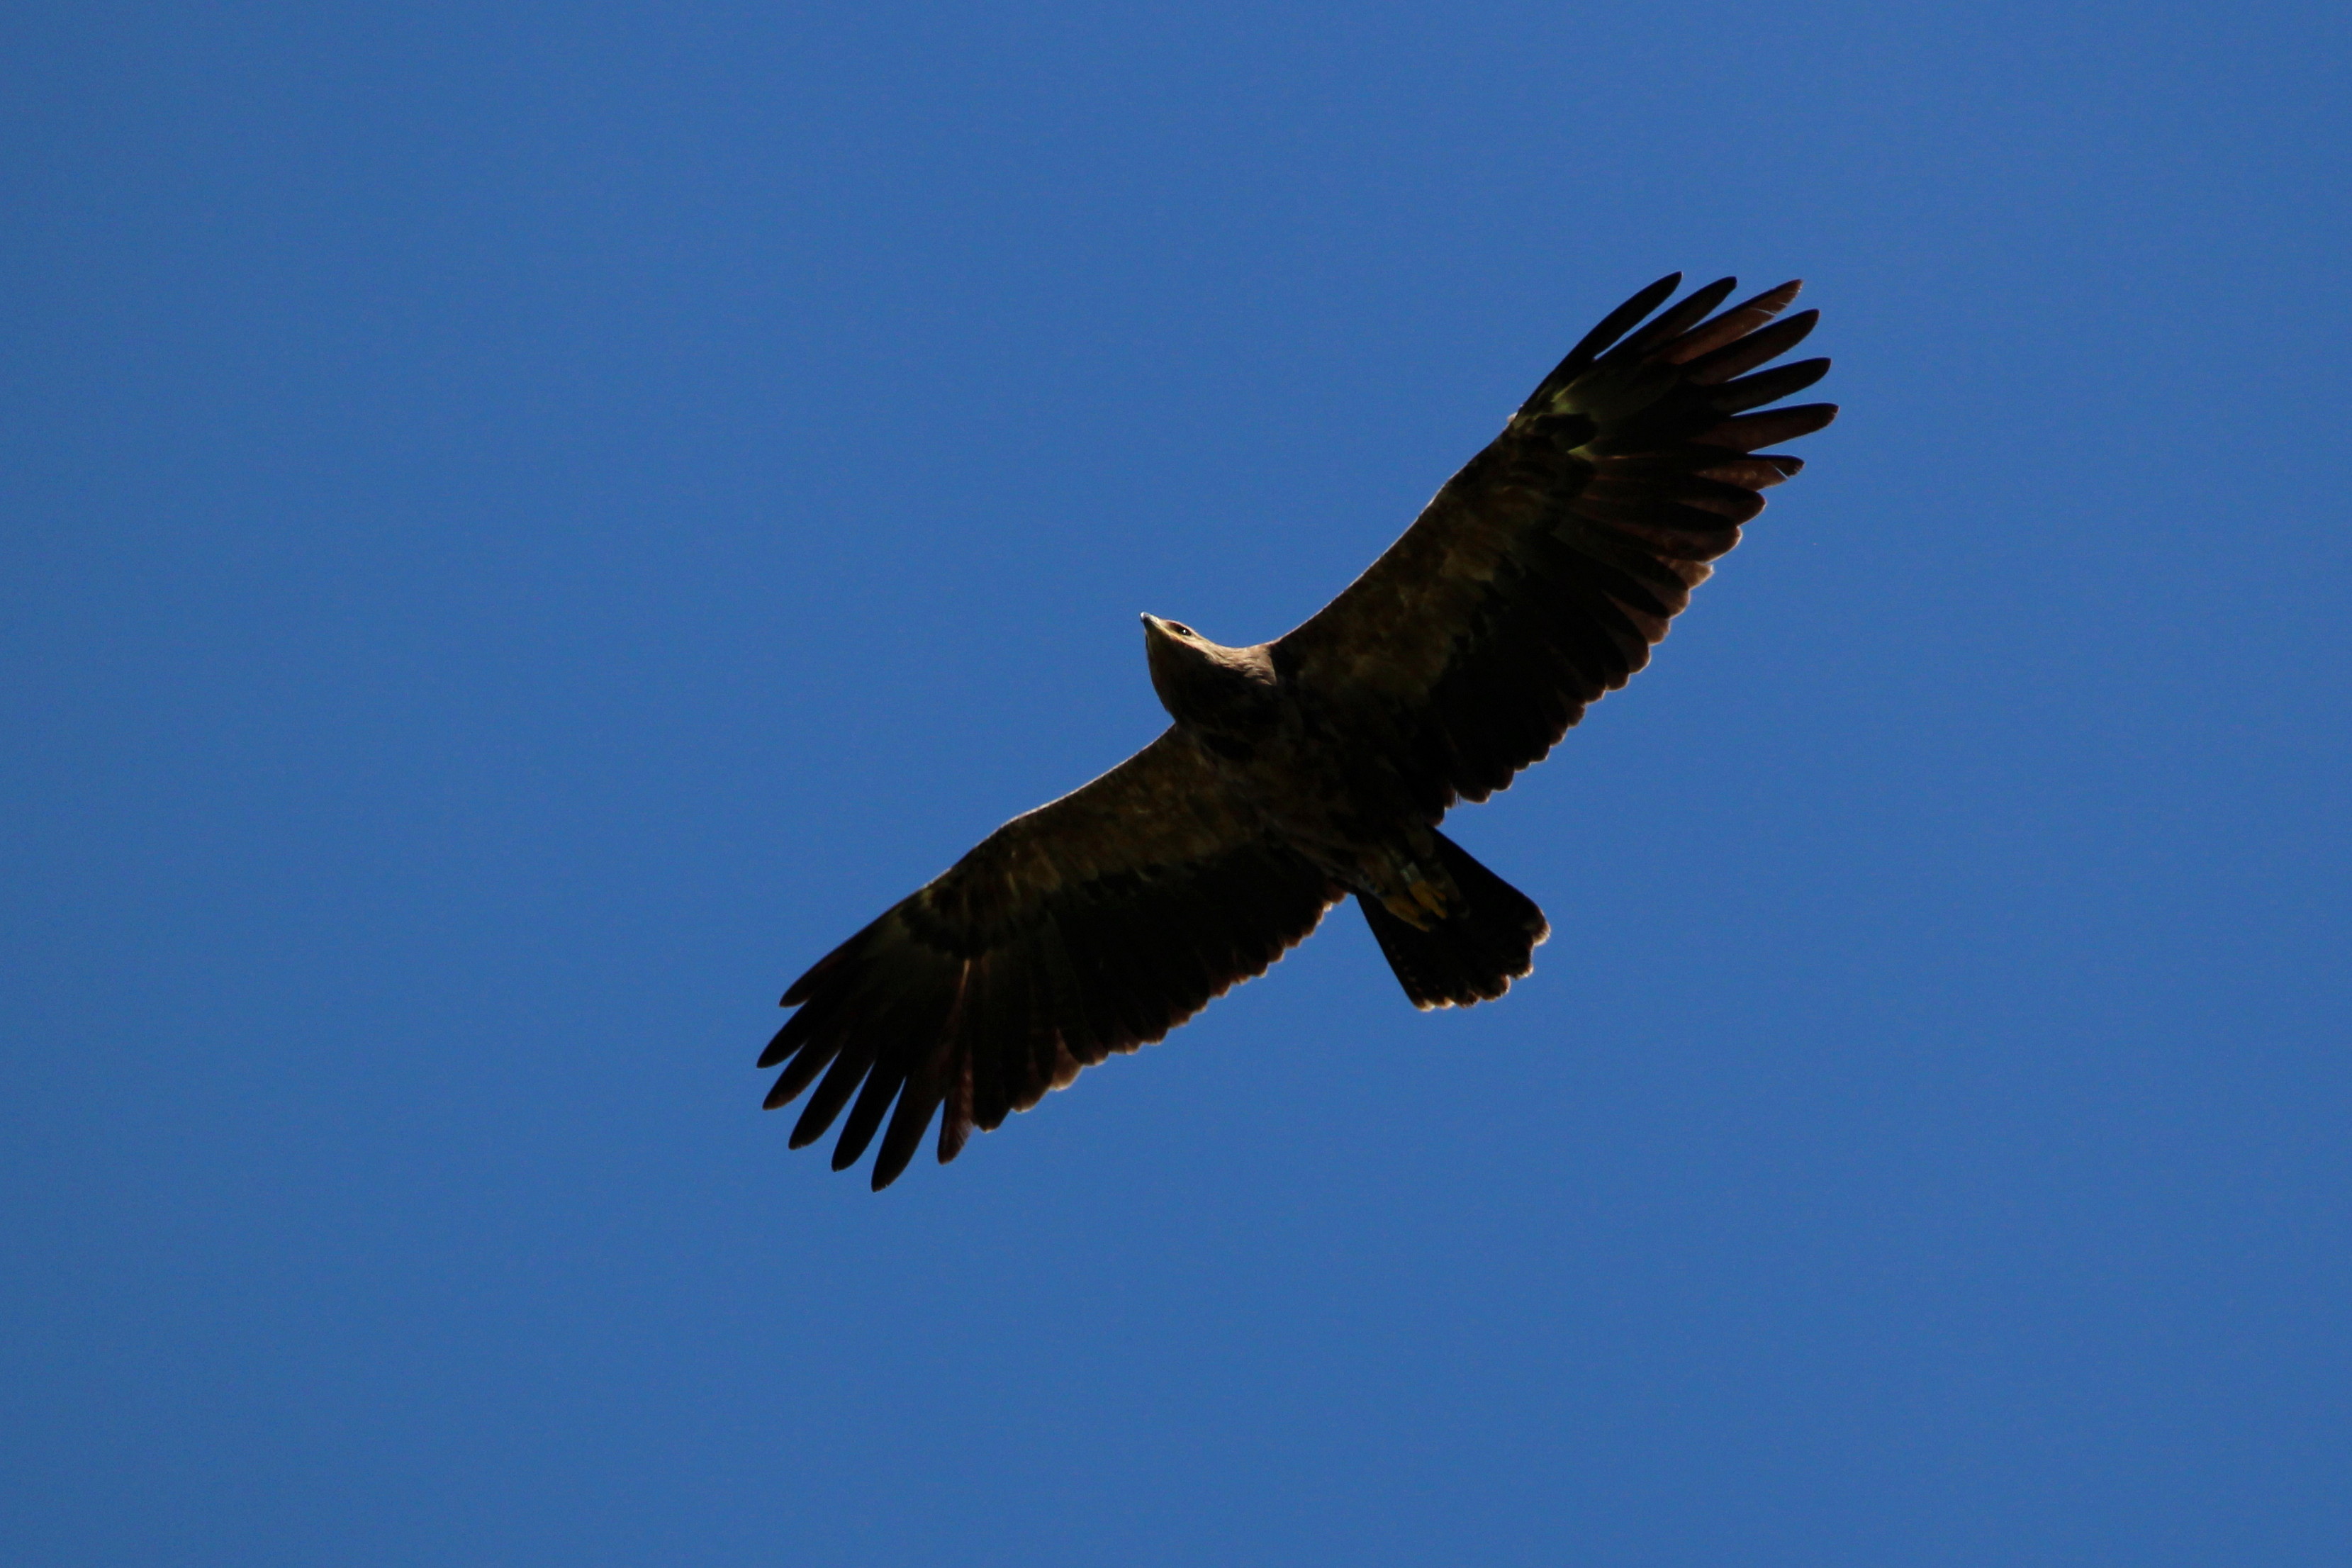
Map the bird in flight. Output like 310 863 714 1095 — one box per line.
761 273 1836 1188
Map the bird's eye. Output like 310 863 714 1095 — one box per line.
1169 623 1192 637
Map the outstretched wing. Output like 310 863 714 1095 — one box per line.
1275 274 1837 817
761 730 1341 1188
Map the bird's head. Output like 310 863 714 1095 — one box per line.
1141 614 1277 733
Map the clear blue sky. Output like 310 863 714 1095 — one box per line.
4 3 2346 1564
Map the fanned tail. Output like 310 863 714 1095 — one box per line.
1359 831 1549 1009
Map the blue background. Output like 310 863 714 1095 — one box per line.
5 3 2346 1563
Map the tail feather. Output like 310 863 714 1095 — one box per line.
1360 831 1549 1009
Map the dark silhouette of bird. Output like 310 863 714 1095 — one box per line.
761 273 1837 1187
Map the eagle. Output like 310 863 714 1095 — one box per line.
761 273 1836 1188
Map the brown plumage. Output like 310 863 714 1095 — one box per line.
763 274 1837 1187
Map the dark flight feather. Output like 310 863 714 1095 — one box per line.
1274 276 1837 819
767 732 1342 1187
763 274 1837 1186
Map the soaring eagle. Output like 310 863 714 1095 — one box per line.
762 274 1836 1187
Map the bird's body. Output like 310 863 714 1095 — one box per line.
1141 615 1518 948
763 273 1838 1187
1143 617 1443 923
